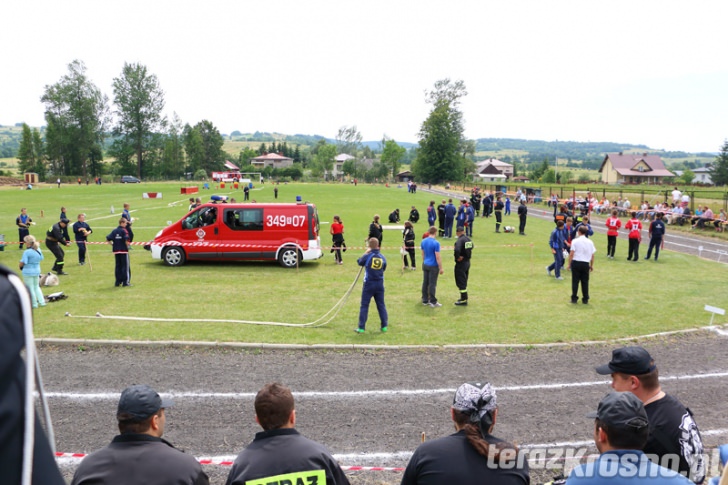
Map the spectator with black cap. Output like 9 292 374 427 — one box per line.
71 384 208 485
401 382 529 485
595 347 705 484
566 391 692 484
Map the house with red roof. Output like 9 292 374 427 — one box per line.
599 152 673 184
250 152 294 170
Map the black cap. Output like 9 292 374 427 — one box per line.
595 346 656 375
60 218 70 224
117 384 174 420
456 226 465 232
587 392 649 429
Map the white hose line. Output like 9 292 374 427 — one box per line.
66 266 365 329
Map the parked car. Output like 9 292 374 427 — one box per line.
121 175 141 183
144 202 323 268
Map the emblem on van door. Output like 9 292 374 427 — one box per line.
196 229 206 240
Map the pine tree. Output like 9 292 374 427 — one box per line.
710 140 728 186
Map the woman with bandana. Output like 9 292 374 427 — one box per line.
401 382 529 485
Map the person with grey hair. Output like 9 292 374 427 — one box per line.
566 392 692 484
71 384 208 485
401 382 529 485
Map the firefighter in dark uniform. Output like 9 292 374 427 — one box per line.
494 196 505 233
517 199 528 235
106 218 131 287
45 218 71 275
453 226 473 306
355 237 388 333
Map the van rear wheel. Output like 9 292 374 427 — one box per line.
162 247 186 267
278 246 300 268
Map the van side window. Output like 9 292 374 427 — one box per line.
224 208 263 231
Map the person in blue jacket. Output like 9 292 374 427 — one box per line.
355 237 388 333
466 202 475 237
444 199 457 238
547 220 568 280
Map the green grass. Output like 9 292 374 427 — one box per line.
1 181 726 345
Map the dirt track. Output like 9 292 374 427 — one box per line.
42 329 727 484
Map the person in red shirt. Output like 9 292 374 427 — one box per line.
605 209 622 259
625 211 643 261
329 215 345 265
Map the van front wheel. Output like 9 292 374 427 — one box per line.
162 247 186 267
278 246 300 268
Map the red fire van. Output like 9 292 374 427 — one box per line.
145 202 323 268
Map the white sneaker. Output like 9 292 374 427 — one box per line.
429 302 443 308
555 276 564 280
546 266 552 276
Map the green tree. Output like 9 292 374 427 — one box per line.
336 125 362 155
183 125 205 173
413 79 467 183
162 113 185 179
41 60 109 178
678 169 695 186
192 120 225 173
381 139 406 179
112 62 166 179
17 124 37 174
710 140 728 186
312 142 337 179
238 147 259 166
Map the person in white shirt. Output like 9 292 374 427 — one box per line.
671 187 682 204
567 225 597 304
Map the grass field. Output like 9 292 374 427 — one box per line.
1 181 726 345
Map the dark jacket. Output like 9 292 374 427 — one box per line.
0 265 65 485
225 428 350 485
72 433 208 485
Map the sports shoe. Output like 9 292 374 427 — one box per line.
546 266 552 276
355 328 365 334
422 301 430 306
454 300 468 306
381 326 388 333
56 271 69 275
429 302 442 308
555 276 564 280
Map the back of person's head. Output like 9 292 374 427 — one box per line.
373 214 379 222
255 382 294 430
591 392 649 450
452 382 515 460
556 220 564 228
404 221 412 229
116 384 172 434
428 226 437 235
631 211 637 218
368 237 379 249
578 225 588 236
24 235 39 250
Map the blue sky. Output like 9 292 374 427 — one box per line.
2 0 727 153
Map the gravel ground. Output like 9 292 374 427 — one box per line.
39 329 727 484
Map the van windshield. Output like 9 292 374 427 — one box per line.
182 207 217 229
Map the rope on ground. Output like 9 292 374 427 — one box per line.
64 266 365 328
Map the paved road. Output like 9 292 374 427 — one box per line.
43 329 727 484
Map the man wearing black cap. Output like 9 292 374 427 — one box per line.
453 226 472 306
401 382 529 485
71 384 208 485
595 347 705 484
225 382 350 485
566 392 692 484
45 218 72 275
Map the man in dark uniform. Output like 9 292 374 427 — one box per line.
45 218 71 275
409 205 420 223
482 192 493 218
16 207 33 249
355 237 388 333
517 198 528 235
444 199 457 238
494 196 504 233
645 212 666 261
243 184 250 201
437 199 446 237
225 382 350 485
0 265 66 485
71 384 208 485
453 226 473 306
106 218 131 287
72 213 93 265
